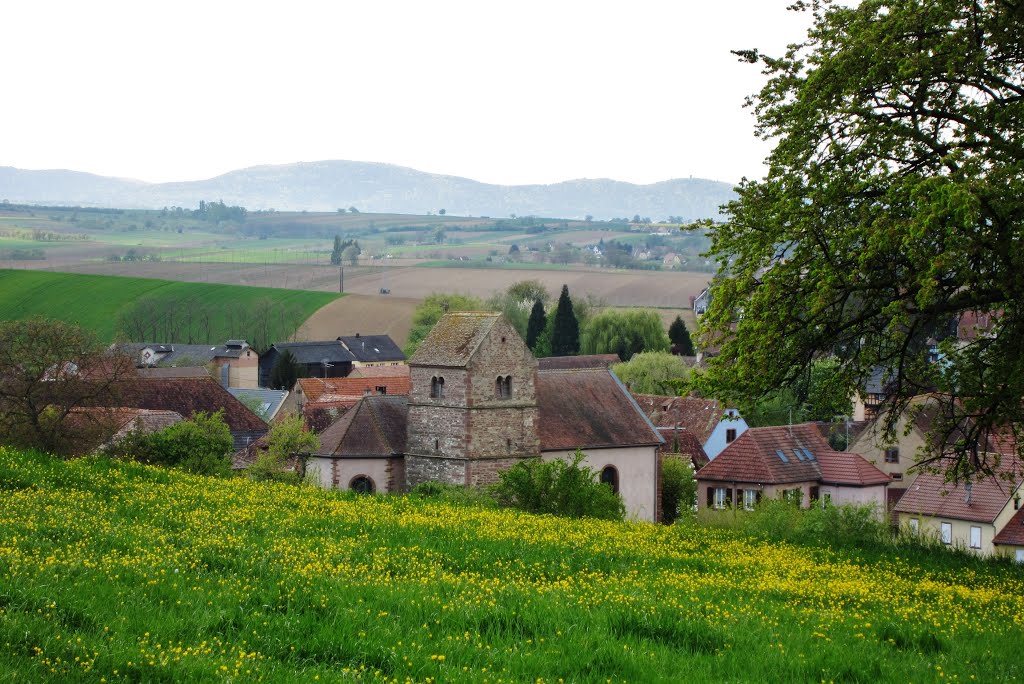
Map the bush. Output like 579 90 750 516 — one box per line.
410 481 497 508
661 456 696 524
122 411 233 477
491 449 625 521
247 415 318 483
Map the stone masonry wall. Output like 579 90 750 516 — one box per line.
406 454 468 487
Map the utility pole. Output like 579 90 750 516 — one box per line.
339 264 344 293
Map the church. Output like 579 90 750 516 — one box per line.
306 312 664 521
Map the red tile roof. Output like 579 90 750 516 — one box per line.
316 396 409 457
894 457 1023 524
696 424 888 488
297 373 411 406
110 377 267 434
632 394 730 443
993 503 1024 546
657 427 710 469
537 369 663 451
408 312 501 368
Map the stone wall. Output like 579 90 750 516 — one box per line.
406 454 468 487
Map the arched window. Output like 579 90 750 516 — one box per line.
496 375 512 399
349 475 375 495
431 376 446 399
504 375 512 398
600 466 619 494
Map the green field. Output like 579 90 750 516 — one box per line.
0 270 341 343
0 449 1021 683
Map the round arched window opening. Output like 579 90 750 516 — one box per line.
600 466 619 494
350 475 376 495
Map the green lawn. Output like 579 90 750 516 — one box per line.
0 270 340 343
0 449 1021 683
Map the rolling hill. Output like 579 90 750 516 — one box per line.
0 161 735 221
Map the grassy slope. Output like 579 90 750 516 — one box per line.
0 449 1021 683
0 269 340 342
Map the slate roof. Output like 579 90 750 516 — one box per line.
632 394 731 443
228 388 289 422
123 341 254 365
136 366 211 379
538 354 621 371
536 368 663 451
338 335 406 363
408 312 501 368
316 395 409 458
110 378 268 434
894 456 1023 524
271 341 356 365
993 504 1024 546
696 424 888 488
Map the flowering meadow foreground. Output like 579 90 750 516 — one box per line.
0 448 1022 683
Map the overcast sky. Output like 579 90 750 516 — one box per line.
2 1 813 187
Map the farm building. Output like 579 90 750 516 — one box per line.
121 339 259 388
259 334 404 386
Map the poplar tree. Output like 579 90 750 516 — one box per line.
550 285 580 356
526 300 547 351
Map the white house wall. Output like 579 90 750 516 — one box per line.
819 484 887 519
704 411 748 460
306 456 393 495
542 446 658 522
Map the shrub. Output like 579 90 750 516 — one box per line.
661 456 696 524
409 481 497 508
247 415 318 483
491 449 625 521
128 410 233 477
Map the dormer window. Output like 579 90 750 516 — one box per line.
496 375 512 399
431 376 446 399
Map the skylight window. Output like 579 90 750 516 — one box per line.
775 449 789 463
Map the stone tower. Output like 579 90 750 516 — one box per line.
405 312 540 488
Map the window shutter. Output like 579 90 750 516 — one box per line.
706 488 714 508
726 488 733 506
756 491 762 504
736 488 744 505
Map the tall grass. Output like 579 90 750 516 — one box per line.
1 448 1022 682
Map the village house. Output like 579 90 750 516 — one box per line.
259 335 405 387
632 394 748 459
122 339 259 388
287 367 412 428
894 454 1023 557
110 377 268 450
337 334 407 368
227 388 289 423
302 312 663 521
695 424 890 516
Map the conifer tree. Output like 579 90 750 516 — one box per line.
526 300 546 351
330 235 343 266
668 315 695 356
550 285 580 356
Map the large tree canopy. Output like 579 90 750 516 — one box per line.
700 0 1024 476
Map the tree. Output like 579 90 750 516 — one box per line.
438 208 446 215
611 351 690 396
491 450 625 521
248 414 319 482
550 285 580 356
698 0 1024 476
0 318 131 455
580 309 670 362
330 235 343 266
506 279 550 306
526 300 547 351
661 456 697 524
138 410 233 477
268 349 302 390
668 315 695 356
403 293 485 357
342 244 360 266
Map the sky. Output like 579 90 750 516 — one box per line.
1 1 813 187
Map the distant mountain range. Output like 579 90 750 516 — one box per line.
0 161 736 221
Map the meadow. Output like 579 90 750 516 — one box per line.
0 270 340 343
0 448 1021 683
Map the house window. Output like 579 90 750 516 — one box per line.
940 522 952 545
431 376 446 398
783 488 802 506
1016 549 1024 564
885 447 900 464
743 489 757 511
349 476 375 495
890 472 903 481
809 486 820 503
600 466 619 494
495 375 512 399
726 428 737 443
376 386 387 395
908 518 919 534
714 487 728 510
970 526 982 550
